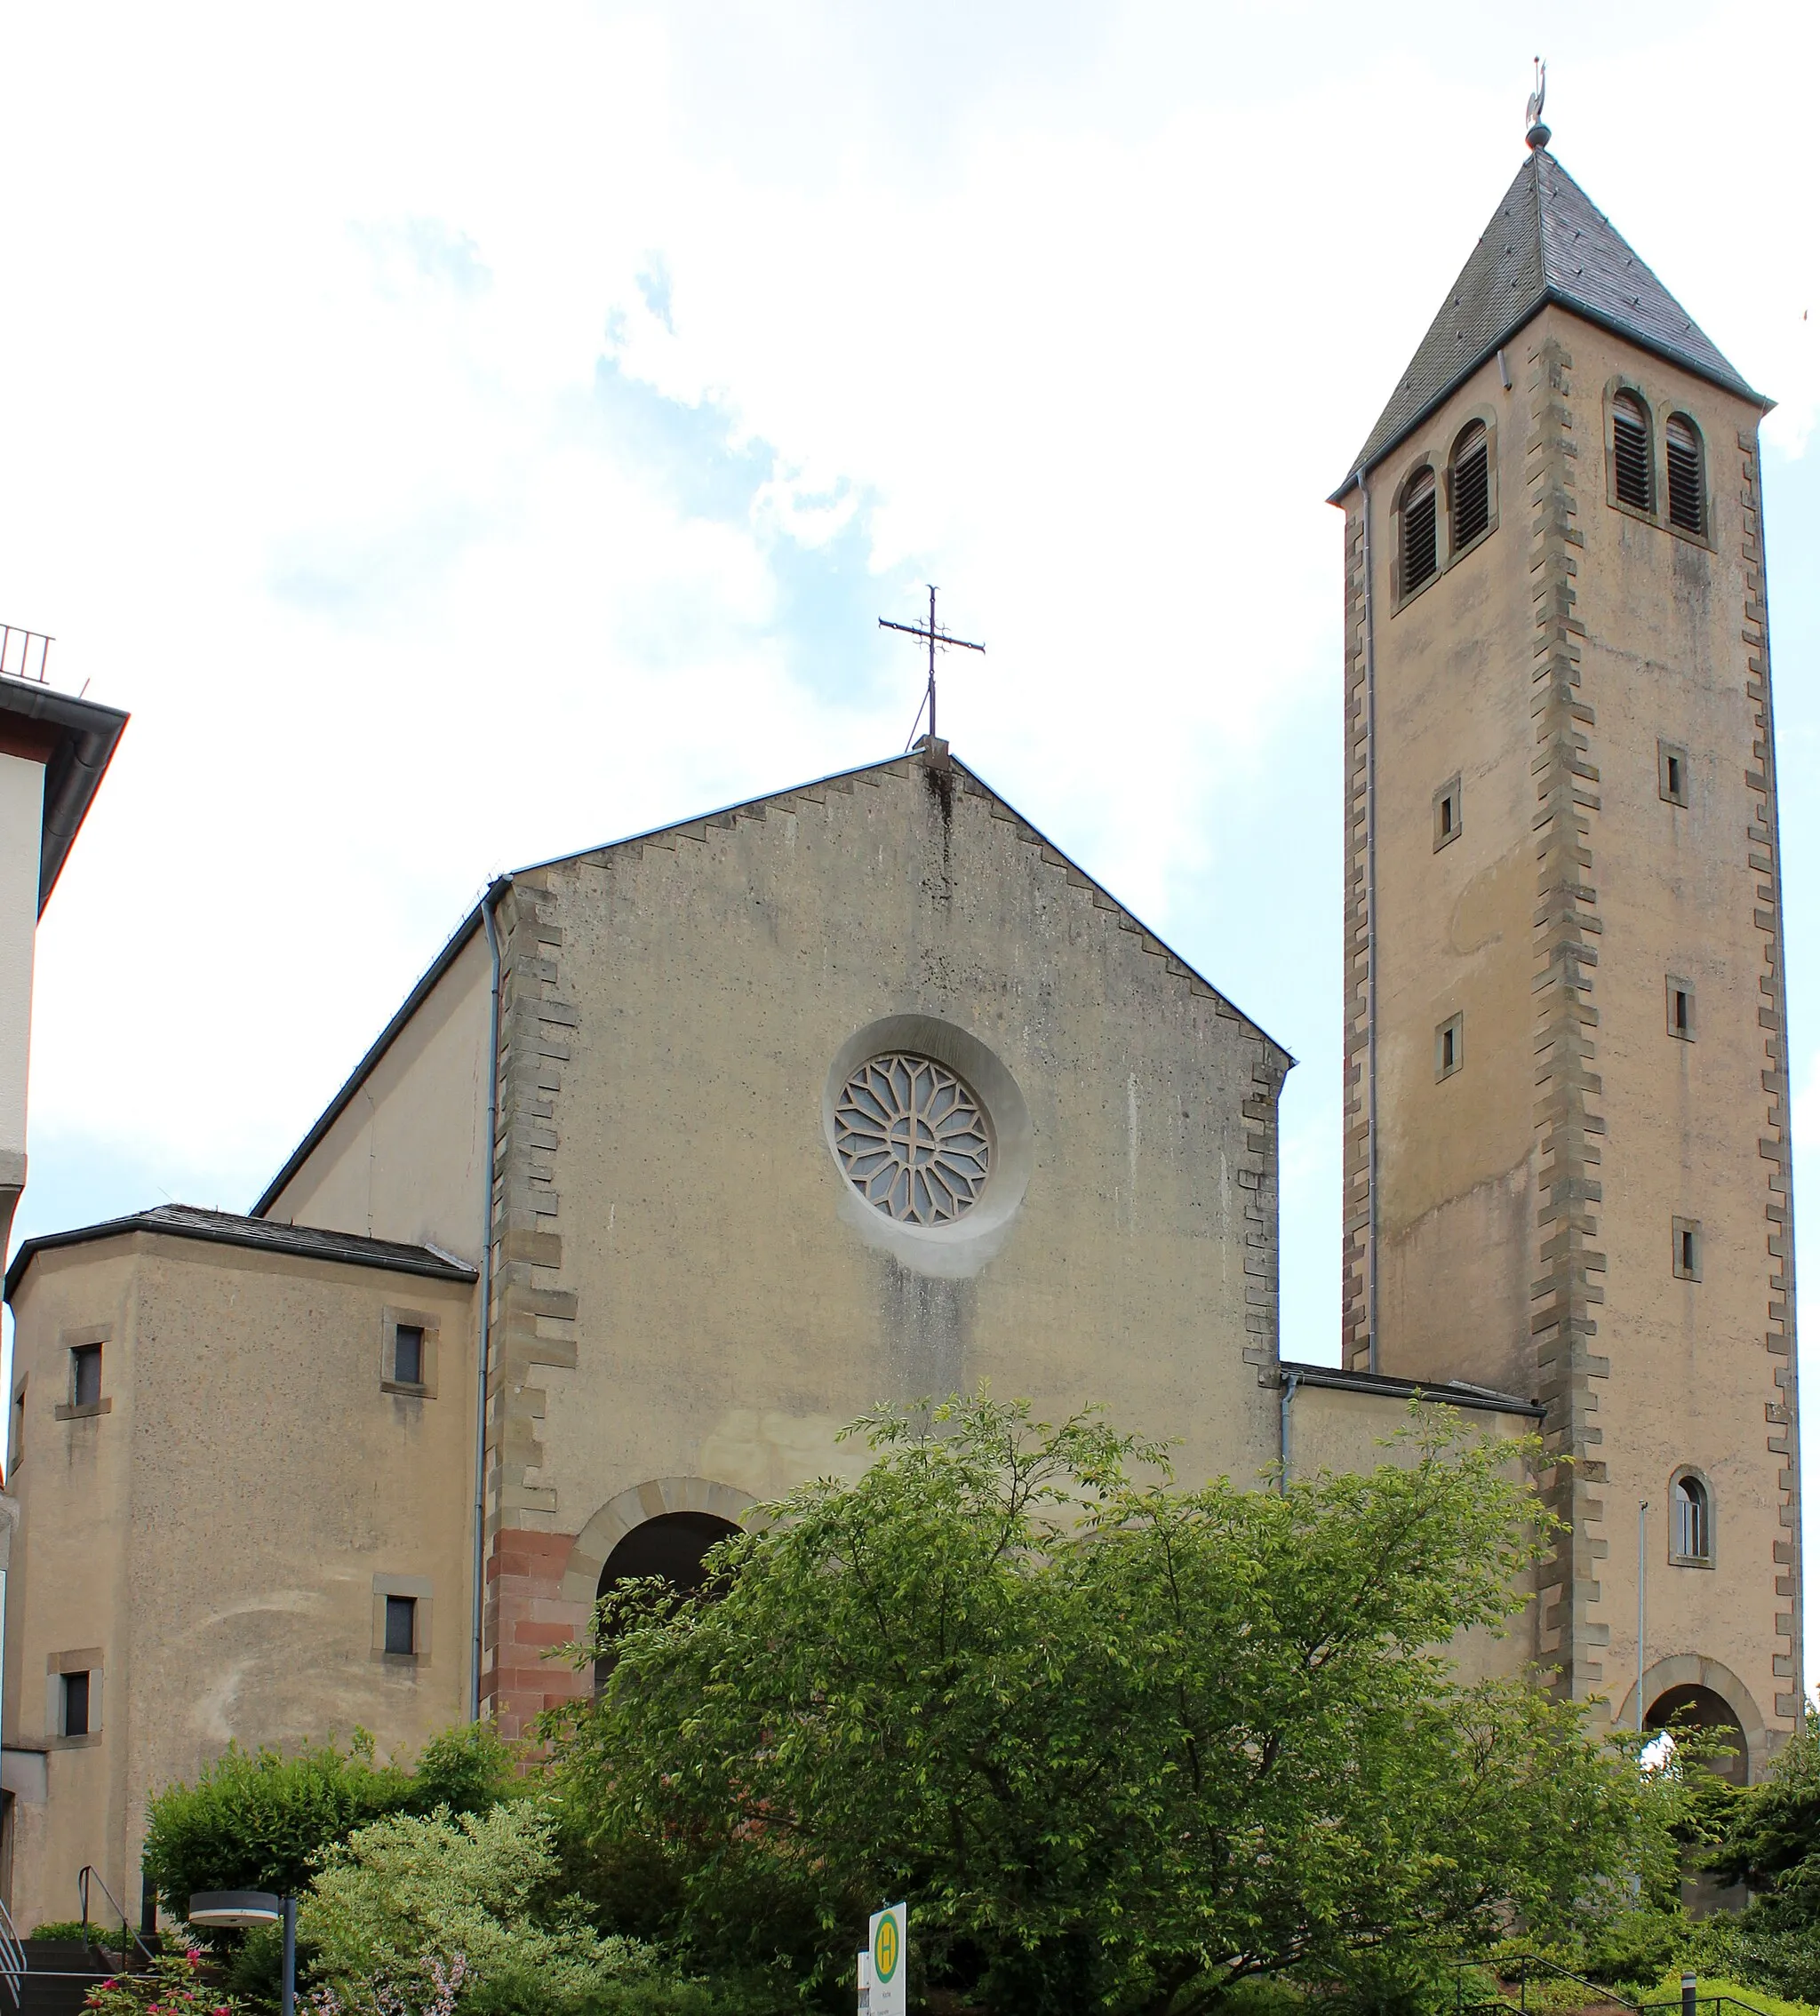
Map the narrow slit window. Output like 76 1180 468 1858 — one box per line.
1401 467 1438 594
393 1325 424 1387
1435 1013 1463 1081
384 1595 418 1657
1666 414 1704 534
1672 1217 1702 1282
1658 740 1688 807
1672 1475 1712 1562
1450 421 1490 547
62 1670 92 1738
1612 393 1652 511
1667 978 1695 1041
71 1344 102 1411
1433 775 1462 851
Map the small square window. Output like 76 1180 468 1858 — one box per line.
1667 977 1696 1041
1672 1217 1702 1282
71 1344 102 1411
1658 740 1689 807
1435 1013 1464 1081
393 1326 425 1387
62 1670 91 1738
1433 774 1462 852
384 1595 418 1657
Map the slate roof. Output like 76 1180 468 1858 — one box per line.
1337 147 1765 492
4 1202 476 1301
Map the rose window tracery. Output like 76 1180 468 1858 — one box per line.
833 1053 991 1224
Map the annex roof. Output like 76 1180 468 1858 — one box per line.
251 743 1291 1219
1280 1359 1544 1419
4 1202 476 1302
1335 147 1766 496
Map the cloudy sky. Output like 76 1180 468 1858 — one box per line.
4 3 1818 1672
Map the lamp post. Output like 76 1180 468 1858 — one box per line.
188 1891 295 2016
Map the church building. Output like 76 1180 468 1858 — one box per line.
0 131 1801 1932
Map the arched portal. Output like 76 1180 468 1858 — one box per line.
1614 1654 1766 1784
1646 1683 1750 1786
597 1510 741 1604
593 1509 740 1687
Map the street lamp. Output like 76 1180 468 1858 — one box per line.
188 1892 296 2016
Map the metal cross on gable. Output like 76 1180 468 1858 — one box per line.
879 586 984 750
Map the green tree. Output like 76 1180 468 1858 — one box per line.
550 1395 1669 2016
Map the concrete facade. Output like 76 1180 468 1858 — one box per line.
1337 165 1801 1765
276 749 1298 1740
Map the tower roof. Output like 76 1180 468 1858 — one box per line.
1337 148 1766 493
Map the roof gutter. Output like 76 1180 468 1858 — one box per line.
0 675 130 913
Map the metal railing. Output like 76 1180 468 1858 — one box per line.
1456 1954 1785 2016
0 626 53 684
0 1896 24 2008
78 1864 159 1970
1457 1951 1642 2013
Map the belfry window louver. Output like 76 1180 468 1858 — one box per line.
1450 422 1490 547
1401 468 1438 593
1612 394 1651 511
1666 415 1704 534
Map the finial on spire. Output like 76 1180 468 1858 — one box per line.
1525 56 1550 150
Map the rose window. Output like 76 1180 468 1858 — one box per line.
834 1054 992 1224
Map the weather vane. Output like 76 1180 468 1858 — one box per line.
879 586 984 751
1526 56 1550 150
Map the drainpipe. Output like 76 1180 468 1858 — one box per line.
1355 467 1380 1374
1636 1499 1649 1733
471 879 508 1720
1279 1367 1302 1492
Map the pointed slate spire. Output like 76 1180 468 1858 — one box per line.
1338 150 1764 490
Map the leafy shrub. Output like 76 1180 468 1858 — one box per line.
1584 1909 1689 1996
145 1724 518 1914
301 1800 653 2014
30 1919 100 1942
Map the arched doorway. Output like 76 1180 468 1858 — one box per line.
1646 1683 1750 1786
593 1510 740 1686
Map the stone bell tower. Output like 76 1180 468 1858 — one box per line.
1331 129 1802 1772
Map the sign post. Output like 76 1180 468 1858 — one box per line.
867 1903 907 2016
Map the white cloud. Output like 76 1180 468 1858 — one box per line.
4 2 1818 1438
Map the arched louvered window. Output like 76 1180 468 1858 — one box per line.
1672 1473 1712 1562
1612 392 1652 512
1450 420 1490 548
1401 466 1438 594
1666 414 1704 535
